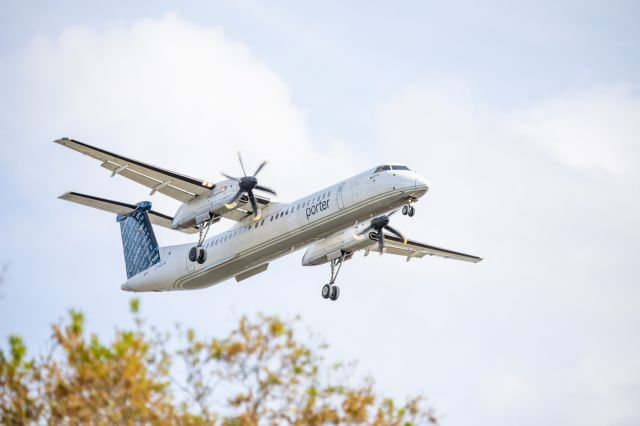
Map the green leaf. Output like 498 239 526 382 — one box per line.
130 298 140 314
9 334 26 364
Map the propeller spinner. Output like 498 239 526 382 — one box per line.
356 211 407 254
222 152 277 220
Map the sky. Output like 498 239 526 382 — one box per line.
1 1 639 425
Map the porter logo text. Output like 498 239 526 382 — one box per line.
306 200 330 220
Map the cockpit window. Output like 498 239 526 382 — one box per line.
374 165 392 173
391 165 410 171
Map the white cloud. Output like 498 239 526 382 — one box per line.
371 79 640 426
12 11 357 211
512 86 640 180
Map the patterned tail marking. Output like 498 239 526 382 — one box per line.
117 201 161 279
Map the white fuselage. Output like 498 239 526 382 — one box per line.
122 167 429 292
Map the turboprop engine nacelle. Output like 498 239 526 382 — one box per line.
302 227 373 266
171 182 238 229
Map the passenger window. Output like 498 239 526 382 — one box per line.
327 190 331 196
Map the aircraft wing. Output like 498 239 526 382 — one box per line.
59 191 200 234
368 232 482 263
54 138 216 203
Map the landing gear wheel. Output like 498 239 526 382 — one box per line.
189 247 198 262
402 205 409 215
197 248 207 264
330 286 340 301
321 252 347 301
322 284 331 299
408 206 415 217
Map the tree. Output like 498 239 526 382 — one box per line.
0 300 436 425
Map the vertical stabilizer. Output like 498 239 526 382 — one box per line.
117 201 161 279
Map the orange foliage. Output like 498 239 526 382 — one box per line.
0 300 436 425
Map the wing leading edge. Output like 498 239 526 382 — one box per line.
54 138 215 203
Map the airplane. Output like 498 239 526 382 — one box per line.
55 138 482 300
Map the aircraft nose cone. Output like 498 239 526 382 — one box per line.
415 175 430 190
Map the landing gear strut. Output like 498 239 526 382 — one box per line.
402 198 416 217
321 252 347 301
189 218 213 264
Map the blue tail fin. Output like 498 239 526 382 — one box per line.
117 201 161 279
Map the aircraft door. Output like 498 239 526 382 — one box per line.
186 250 195 273
336 182 346 209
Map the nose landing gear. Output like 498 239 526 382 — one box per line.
402 198 416 217
321 252 347 301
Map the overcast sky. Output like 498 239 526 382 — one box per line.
1 1 639 425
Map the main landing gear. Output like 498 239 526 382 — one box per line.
321 252 347 301
402 198 416 217
188 219 212 264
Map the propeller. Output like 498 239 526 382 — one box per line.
355 211 407 254
222 152 277 220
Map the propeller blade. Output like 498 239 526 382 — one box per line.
238 152 247 176
253 160 267 176
221 172 240 181
255 184 277 196
224 189 243 209
248 190 261 220
354 225 373 240
384 225 407 245
378 232 385 255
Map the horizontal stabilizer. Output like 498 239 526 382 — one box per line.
58 191 198 234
